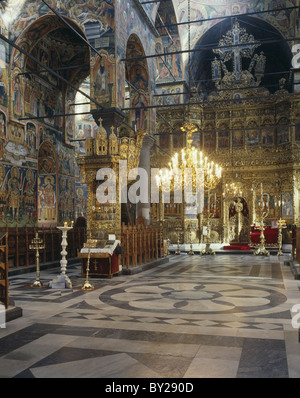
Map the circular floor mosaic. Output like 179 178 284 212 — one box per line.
99 279 287 315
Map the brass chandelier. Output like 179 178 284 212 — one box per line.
156 0 222 201
162 121 222 186
156 119 222 207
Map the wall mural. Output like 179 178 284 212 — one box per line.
65 87 76 145
156 85 183 106
116 0 157 133
125 34 151 132
38 141 56 226
0 42 8 108
172 0 298 71
58 176 75 224
91 51 114 109
155 0 183 84
75 185 87 220
0 163 38 227
0 109 7 161
38 174 56 223
3 6 97 228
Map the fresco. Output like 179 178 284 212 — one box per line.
38 141 56 175
0 164 38 227
91 52 114 109
155 0 183 85
75 117 96 156
139 0 159 26
170 0 298 72
0 42 8 108
4 0 115 45
75 184 87 220
0 0 162 229
3 5 94 226
125 34 151 132
37 141 56 225
38 174 56 224
156 85 182 106
65 87 76 145
25 122 37 157
115 0 157 132
58 146 76 177
131 91 149 132
58 176 75 224
0 109 7 139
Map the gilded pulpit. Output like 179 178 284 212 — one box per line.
77 107 145 277
78 117 122 240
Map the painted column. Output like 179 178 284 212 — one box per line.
136 134 155 225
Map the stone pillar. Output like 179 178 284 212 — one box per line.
136 134 155 225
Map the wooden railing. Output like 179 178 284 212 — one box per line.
120 222 164 268
3 222 164 271
1 226 86 269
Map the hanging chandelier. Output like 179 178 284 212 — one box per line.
223 182 243 199
156 0 222 190
171 120 221 182
156 121 222 190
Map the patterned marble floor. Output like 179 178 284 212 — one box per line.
0 253 300 379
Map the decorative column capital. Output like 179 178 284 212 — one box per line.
141 134 155 151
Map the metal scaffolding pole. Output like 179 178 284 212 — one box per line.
17 64 90 76
121 89 300 111
18 112 92 121
126 79 176 131
121 34 300 63
155 5 298 29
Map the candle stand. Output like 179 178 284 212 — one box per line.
277 218 286 256
49 222 73 289
29 232 45 288
82 232 94 291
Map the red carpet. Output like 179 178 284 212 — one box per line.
223 245 251 251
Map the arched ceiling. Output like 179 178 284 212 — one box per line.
189 16 293 97
151 0 296 67
14 14 90 90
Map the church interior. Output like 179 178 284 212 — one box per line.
0 0 300 379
